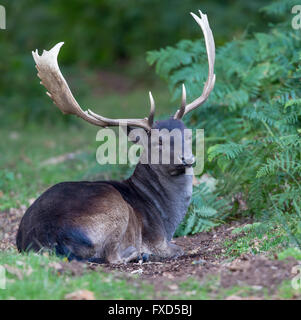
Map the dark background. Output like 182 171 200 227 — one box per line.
0 0 272 124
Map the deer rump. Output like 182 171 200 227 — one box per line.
16 180 178 263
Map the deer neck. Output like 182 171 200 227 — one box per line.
128 162 193 240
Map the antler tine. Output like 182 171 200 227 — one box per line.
175 84 186 120
174 10 216 119
32 43 108 127
32 42 154 131
148 91 155 128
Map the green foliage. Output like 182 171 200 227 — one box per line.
149 0 301 237
224 220 291 258
278 247 301 260
231 222 263 235
175 183 229 236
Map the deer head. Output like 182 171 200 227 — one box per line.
17 11 215 263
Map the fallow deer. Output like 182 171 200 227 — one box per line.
16 10 215 263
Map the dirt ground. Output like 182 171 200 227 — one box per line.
0 207 298 297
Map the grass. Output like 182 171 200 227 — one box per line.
223 220 299 259
219 220 301 299
0 250 155 300
1 249 299 300
168 276 270 300
224 221 289 258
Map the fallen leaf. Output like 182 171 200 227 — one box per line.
49 262 62 269
228 259 249 272
162 272 174 279
188 248 201 255
131 269 143 275
252 285 263 291
49 262 63 272
25 266 33 277
168 284 178 291
4 265 23 280
65 290 95 300
226 295 243 300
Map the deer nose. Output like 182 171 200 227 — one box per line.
181 155 195 167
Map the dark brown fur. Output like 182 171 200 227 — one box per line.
17 120 193 263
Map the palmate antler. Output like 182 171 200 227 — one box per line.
32 43 155 131
174 10 216 119
32 10 215 128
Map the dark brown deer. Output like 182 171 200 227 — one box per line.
16 11 215 263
